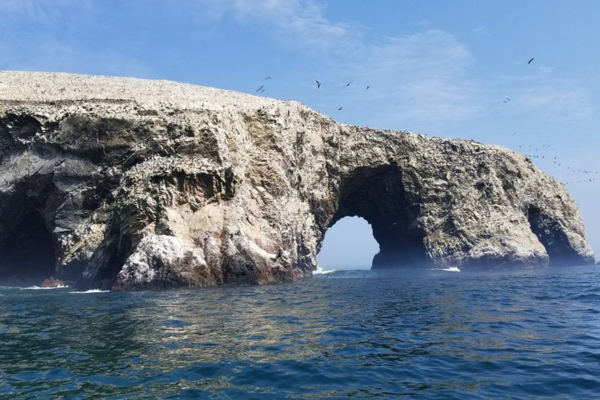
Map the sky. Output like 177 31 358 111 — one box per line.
1 0 599 269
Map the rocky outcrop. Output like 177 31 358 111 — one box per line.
39 277 65 288
0 72 594 290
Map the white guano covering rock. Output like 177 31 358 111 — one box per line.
0 72 594 290
114 235 212 290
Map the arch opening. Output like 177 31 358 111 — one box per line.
317 216 379 270
328 164 429 269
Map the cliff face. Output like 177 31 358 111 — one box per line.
0 72 594 290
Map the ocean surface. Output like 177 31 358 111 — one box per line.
1 266 600 399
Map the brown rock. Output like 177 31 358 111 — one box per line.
40 277 65 288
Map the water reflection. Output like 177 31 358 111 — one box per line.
135 283 338 368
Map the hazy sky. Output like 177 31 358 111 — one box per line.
2 1 599 269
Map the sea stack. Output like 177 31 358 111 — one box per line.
0 72 594 290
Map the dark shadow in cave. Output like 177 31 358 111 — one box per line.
0 202 56 285
329 163 429 269
527 205 585 266
94 235 128 290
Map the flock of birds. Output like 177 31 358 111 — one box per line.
254 58 538 110
252 57 595 188
256 77 369 112
510 58 597 187
520 144 598 185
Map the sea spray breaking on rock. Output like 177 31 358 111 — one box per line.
0 72 594 290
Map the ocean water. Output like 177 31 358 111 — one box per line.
1 266 600 399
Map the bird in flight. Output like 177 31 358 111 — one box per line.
528 57 535 64
366 86 370 90
316 80 321 89
265 77 272 80
343 81 353 87
338 107 343 110
256 85 264 92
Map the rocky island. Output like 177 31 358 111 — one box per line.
0 72 594 290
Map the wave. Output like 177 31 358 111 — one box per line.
69 289 110 294
428 266 461 272
20 285 69 290
314 265 337 275
442 266 461 272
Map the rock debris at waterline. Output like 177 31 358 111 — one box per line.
0 72 594 290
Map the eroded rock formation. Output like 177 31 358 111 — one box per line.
40 277 65 288
0 72 594 290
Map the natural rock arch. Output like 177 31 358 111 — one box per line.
325 163 428 269
0 72 594 290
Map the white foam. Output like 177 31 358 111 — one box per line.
428 266 461 272
314 265 336 275
442 266 461 272
69 289 110 294
20 285 69 290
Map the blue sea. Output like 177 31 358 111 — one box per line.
1 266 600 399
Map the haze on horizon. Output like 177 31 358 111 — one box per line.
1 0 599 269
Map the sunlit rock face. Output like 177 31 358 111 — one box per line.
0 72 594 290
